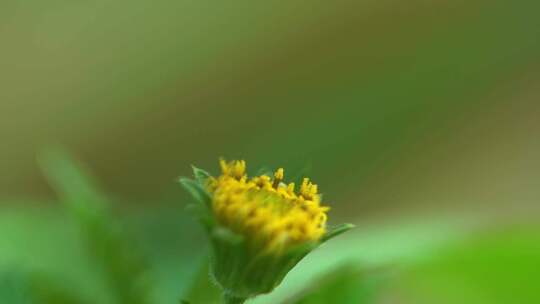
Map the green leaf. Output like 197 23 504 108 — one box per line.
0 270 90 304
0 270 33 304
395 227 540 304
251 214 476 304
320 223 354 244
28 273 90 304
181 261 221 304
38 149 108 218
284 264 391 304
39 150 154 304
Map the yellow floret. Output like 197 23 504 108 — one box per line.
207 159 329 254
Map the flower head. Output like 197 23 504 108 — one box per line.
180 159 353 302
208 159 329 255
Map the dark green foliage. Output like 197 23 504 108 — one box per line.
0 154 536 304
0 271 33 304
0 270 88 304
39 151 153 304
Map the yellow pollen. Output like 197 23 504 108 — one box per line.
207 160 329 254
272 168 284 188
274 168 284 181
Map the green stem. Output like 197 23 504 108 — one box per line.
223 293 247 304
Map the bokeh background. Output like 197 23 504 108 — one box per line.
1 0 539 303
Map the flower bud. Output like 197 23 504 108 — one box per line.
180 160 353 303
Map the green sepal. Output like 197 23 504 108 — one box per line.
191 165 211 185
209 228 322 300
208 227 249 297
179 177 212 208
321 223 354 243
206 223 353 300
263 241 319 292
184 203 215 230
179 176 215 229
211 226 244 245
222 293 247 304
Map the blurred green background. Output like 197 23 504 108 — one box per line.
1 0 539 303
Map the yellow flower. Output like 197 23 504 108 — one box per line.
180 159 353 302
207 159 329 255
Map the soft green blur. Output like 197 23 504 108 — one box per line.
1 0 539 303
